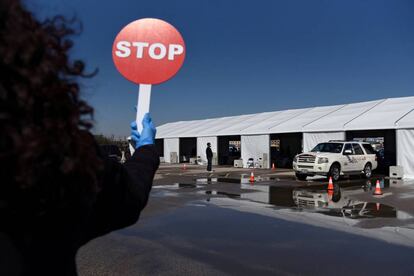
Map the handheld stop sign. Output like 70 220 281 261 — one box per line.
112 18 185 132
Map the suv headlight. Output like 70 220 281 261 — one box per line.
293 155 298 163
318 157 329 164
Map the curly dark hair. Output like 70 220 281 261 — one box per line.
0 0 102 214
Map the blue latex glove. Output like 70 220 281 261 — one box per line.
130 113 156 149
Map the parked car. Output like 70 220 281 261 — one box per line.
293 141 378 181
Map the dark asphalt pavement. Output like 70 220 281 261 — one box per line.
77 165 414 275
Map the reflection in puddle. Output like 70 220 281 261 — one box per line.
292 184 398 218
178 183 197 188
196 178 217 184
243 183 403 220
153 183 202 189
195 175 279 185
217 178 245 184
155 178 414 229
342 202 396 218
205 190 240 199
293 185 342 209
246 181 410 224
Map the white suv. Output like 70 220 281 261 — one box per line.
293 141 378 181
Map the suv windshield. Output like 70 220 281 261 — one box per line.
311 143 343 153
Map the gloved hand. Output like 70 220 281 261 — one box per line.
130 113 156 149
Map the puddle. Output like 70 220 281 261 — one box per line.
208 182 407 223
196 178 218 184
297 177 404 192
151 190 180 198
290 184 398 218
205 190 240 199
323 177 414 194
178 183 198 188
341 202 396 219
195 176 279 184
218 178 245 184
154 177 413 228
362 178 406 191
153 183 202 189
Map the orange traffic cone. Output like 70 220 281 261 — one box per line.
327 189 334 202
250 172 255 183
272 163 276 171
327 177 334 191
373 180 383 195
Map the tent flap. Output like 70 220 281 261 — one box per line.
241 135 270 168
397 129 414 179
197 136 217 165
164 138 179 163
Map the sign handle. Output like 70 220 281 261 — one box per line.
136 84 152 132
129 84 152 155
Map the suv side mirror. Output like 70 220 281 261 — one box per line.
343 149 352 155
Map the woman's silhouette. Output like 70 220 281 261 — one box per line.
0 1 159 275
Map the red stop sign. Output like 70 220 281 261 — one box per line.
112 18 186 85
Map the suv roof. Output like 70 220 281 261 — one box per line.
327 140 370 144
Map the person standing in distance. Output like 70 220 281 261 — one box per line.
206 143 213 172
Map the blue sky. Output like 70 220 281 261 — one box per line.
29 0 414 137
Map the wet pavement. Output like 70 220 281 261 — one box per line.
78 165 414 275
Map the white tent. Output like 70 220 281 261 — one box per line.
157 97 414 138
156 96 414 178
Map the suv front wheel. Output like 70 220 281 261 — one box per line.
328 164 341 182
363 163 372 179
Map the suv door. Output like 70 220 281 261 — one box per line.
352 143 367 171
341 143 356 172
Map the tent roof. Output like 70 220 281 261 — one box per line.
303 99 384 132
396 109 414 129
344 97 414 130
156 96 414 138
269 105 345 134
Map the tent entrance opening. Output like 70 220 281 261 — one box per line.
179 137 196 163
218 136 241 165
270 133 302 169
346 130 396 174
155 139 164 157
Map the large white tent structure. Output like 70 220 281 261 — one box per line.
156 96 414 178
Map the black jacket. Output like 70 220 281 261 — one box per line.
0 144 159 276
206 147 213 159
